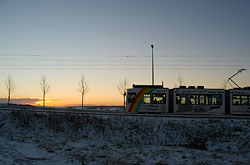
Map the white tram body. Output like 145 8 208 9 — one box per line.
174 86 225 114
229 88 250 115
125 85 169 113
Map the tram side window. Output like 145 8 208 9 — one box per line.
176 94 197 105
217 95 223 105
143 94 151 104
176 94 222 105
176 95 186 105
211 95 222 105
184 95 193 105
241 96 248 105
127 93 136 103
152 93 166 104
200 95 205 105
190 95 196 105
233 95 241 105
233 95 250 105
176 95 180 104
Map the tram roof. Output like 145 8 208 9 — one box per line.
132 84 164 88
232 86 250 90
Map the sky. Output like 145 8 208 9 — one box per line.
0 0 250 106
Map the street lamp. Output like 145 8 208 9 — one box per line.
151 44 154 86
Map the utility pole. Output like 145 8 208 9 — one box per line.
151 44 154 86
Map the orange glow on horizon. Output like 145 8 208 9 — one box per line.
34 98 57 106
10 94 124 107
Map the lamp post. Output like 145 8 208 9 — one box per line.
151 44 154 86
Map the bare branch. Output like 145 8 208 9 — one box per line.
77 76 90 94
40 75 50 94
177 74 185 87
5 74 16 93
117 77 130 95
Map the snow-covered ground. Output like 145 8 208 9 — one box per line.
0 109 250 164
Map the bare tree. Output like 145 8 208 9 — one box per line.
77 76 90 110
117 78 130 111
175 74 185 88
40 75 50 109
5 74 16 106
177 74 185 86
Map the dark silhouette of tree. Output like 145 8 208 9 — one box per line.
77 76 90 110
117 78 130 111
175 74 186 87
40 75 50 109
5 74 15 106
177 74 185 86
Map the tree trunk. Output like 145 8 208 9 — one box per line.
123 92 126 112
82 93 84 110
8 90 10 106
43 92 45 109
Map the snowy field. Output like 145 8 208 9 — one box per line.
0 109 250 164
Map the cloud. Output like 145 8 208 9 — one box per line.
0 97 41 105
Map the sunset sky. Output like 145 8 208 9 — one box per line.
0 0 250 106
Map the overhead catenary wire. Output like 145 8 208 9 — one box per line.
1 53 249 57
0 66 248 70
0 64 249 67
0 54 249 71
1 58 250 63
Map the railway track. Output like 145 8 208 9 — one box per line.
1 106 250 120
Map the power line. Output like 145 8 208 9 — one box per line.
1 53 249 57
1 58 250 63
0 64 249 67
0 67 249 70
0 54 249 71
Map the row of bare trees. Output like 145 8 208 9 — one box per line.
2 74 90 109
4 75 128 110
2 74 228 110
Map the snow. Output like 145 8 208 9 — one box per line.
0 109 250 164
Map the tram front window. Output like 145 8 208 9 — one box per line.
127 93 136 103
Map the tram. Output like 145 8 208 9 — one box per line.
173 86 225 114
126 84 250 115
229 87 250 115
125 85 169 113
